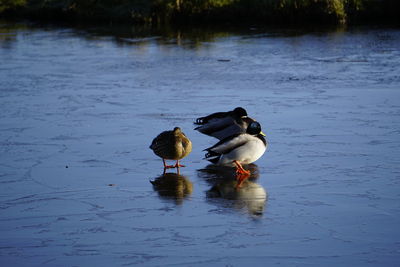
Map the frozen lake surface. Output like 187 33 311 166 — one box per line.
1 21 400 266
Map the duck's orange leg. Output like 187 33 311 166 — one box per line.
234 161 250 188
163 159 176 169
173 160 186 168
163 159 186 169
233 160 250 176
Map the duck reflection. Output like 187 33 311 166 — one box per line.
198 164 267 216
208 180 267 216
150 172 193 205
198 164 260 184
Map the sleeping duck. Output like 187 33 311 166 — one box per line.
194 107 255 140
204 121 267 176
150 127 192 169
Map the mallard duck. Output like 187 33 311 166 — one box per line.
150 127 192 169
194 107 255 140
204 121 267 176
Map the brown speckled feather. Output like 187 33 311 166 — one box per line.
150 127 192 160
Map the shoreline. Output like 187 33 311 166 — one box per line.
1 0 399 27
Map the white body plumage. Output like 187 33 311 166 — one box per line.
212 134 267 166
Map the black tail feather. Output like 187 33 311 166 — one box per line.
204 150 221 164
207 156 220 164
194 117 205 125
205 150 219 158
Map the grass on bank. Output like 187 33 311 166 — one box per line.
0 0 399 25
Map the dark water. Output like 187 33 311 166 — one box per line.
1 21 400 266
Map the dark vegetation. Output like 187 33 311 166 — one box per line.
1 0 399 26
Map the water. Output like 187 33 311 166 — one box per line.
1 21 400 266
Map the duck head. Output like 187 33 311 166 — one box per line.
247 121 266 136
233 107 248 118
173 127 182 134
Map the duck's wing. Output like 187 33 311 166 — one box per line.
205 133 250 155
150 130 174 158
194 110 232 125
178 132 192 157
210 124 244 140
195 116 238 138
206 116 256 140
150 131 167 150
198 115 257 140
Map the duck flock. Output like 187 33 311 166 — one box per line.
149 107 268 184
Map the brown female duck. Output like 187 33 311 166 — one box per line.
150 127 192 169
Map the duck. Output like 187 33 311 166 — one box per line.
150 127 192 169
194 107 255 140
204 121 267 177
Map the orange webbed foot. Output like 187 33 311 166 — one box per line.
236 173 250 188
233 160 250 188
235 168 250 176
174 164 186 168
164 165 176 169
233 160 250 175
173 160 186 168
163 159 177 169
162 159 186 170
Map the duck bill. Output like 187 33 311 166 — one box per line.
260 131 266 136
